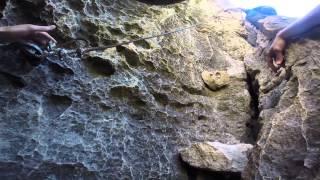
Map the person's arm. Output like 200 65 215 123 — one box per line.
269 5 320 70
0 24 56 46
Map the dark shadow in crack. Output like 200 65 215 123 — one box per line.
180 157 242 180
42 94 72 120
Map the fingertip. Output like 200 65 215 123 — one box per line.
36 31 57 44
275 56 284 65
275 60 283 65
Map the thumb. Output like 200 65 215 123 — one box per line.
267 54 277 72
31 25 56 32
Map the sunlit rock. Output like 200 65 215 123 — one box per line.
201 70 230 91
180 142 253 172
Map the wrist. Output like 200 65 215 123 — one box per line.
0 26 17 43
276 29 286 39
0 27 7 42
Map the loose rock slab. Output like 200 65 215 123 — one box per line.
180 142 253 172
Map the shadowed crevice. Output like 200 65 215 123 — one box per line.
83 56 116 77
181 157 241 180
42 95 72 120
245 70 261 143
0 71 26 89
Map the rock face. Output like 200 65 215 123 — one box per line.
1 0 319 179
180 142 253 172
0 0 254 179
243 17 320 180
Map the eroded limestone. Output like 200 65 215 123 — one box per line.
180 142 253 172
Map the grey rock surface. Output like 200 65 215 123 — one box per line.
0 0 254 179
3 0 318 179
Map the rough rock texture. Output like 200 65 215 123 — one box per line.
180 142 253 172
0 0 255 179
3 0 319 179
243 17 320 180
201 70 230 91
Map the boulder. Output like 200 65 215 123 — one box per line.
180 142 253 173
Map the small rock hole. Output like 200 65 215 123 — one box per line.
198 115 206 120
43 95 72 120
215 72 221 78
0 71 26 89
83 56 115 77
48 62 74 76
116 46 140 66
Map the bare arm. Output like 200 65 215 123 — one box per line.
0 24 56 46
268 5 320 70
279 5 320 39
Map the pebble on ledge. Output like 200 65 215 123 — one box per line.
201 70 230 91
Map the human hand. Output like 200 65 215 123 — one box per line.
268 35 286 71
0 24 56 46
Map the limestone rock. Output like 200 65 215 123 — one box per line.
201 70 230 91
243 24 320 180
4 0 320 179
0 0 254 179
180 142 253 172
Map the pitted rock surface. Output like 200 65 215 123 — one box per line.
0 0 254 179
201 70 230 91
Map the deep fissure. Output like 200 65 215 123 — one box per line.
245 69 261 143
